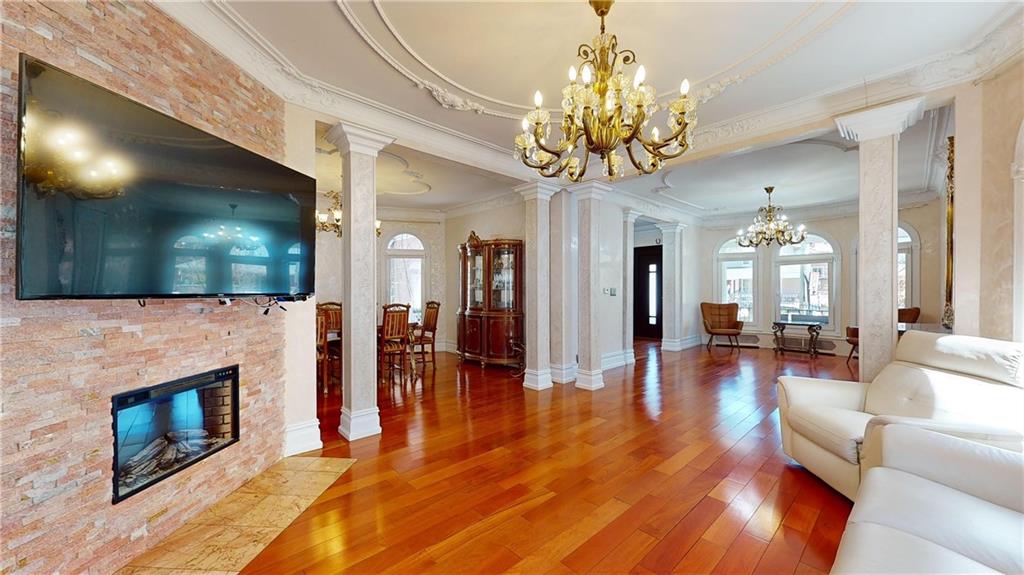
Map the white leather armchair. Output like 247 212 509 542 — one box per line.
832 425 1024 574
778 330 1024 499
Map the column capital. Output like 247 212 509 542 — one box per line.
325 122 395 157
515 181 559 201
834 98 924 142
623 209 642 223
655 222 685 234
566 180 614 201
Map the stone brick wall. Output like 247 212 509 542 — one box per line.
0 2 288 573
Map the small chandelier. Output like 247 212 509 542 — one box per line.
514 0 697 182
736 187 806 248
315 190 381 238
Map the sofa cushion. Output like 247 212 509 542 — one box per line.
851 467 1024 574
832 522 999 574
894 330 1024 388
786 406 872 464
866 362 1024 432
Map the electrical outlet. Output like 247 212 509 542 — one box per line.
609 288 617 296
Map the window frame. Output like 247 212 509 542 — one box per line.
772 233 840 336
383 232 427 323
713 238 760 331
897 223 921 310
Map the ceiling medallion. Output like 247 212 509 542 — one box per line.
514 0 697 182
315 190 382 238
736 187 806 248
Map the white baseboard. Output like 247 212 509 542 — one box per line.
680 334 702 350
523 368 553 390
283 418 323 456
575 369 604 390
624 349 636 365
661 338 685 352
601 350 627 370
551 363 577 383
339 407 381 441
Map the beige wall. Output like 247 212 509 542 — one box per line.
979 57 1024 340
598 202 625 359
698 199 944 350
377 220 448 346
443 200 526 348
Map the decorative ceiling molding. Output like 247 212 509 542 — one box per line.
377 206 446 223
154 0 531 181
691 8 1022 153
444 189 526 220
701 188 941 230
315 147 432 196
338 0 854 117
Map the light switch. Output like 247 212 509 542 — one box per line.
609 288 617 296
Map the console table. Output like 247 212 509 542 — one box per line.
772 321 823 357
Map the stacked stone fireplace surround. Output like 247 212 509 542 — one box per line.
0 2 288 572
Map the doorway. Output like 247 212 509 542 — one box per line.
634 245 662 339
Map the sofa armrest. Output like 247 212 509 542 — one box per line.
861 415 1024 474
870 424 1024 512
776 376 867 413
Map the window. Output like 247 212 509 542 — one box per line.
171 235 208 294
385 233 426 322
229 243 268 293
716 239 756 323
776 234 836 327
287 242 302 294
648 263 658 325
897 226 914 308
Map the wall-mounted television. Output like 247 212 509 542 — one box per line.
16 55 315 300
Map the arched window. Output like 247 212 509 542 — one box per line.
897 224 919 308
716 239 757 323
776 234 838 328
229 242 269 293
287 242 302 293
172 235 208 294
385 233 426 321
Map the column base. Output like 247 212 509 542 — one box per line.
551 363 577 384
624 349 636 365
575 369 604 391
283 418 323 456
661 338 685 352
523 369 553 390
339 407 381 441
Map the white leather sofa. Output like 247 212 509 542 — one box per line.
832 424 1024 574
778 330 1024 499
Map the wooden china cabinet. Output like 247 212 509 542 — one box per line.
456 231 524 368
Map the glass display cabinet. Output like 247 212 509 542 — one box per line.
456 231 524 367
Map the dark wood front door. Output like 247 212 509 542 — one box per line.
634 245 662 339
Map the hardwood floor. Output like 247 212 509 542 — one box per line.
241 342 858 574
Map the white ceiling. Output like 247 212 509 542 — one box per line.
615 105 952 217
229 0 1012 155
163 1 1019 212
314 122 522 210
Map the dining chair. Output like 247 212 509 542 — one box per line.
410 301 440 367
316 314 341 394
845 326 859 364
379 303 411 381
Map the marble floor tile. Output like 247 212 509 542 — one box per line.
236 468 341 497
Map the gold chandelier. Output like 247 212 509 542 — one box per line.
315 190 382 237
22 113 132 200
736 187 806 248
514 0 697 182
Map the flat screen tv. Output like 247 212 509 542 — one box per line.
16 55 316 300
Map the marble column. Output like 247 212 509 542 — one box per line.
953 87 983 336
568 181 612 391
622 210 641 364
549 190 578 383
517 181 558 390
324 122 394 440
657 223 685 352
835 98 923 381
1013 132 1024 342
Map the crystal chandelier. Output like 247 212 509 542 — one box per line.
735 187 807 248
514 0 697 182
315 190 381 237
22 114 132 200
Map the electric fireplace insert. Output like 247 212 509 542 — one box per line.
111 365 239 503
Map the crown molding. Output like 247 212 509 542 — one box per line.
835 98 925 142
691 7 1022 153
515 181 560 201
377 206 446 223
701 188 940 230
444 190 526 220
154 0 532 181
